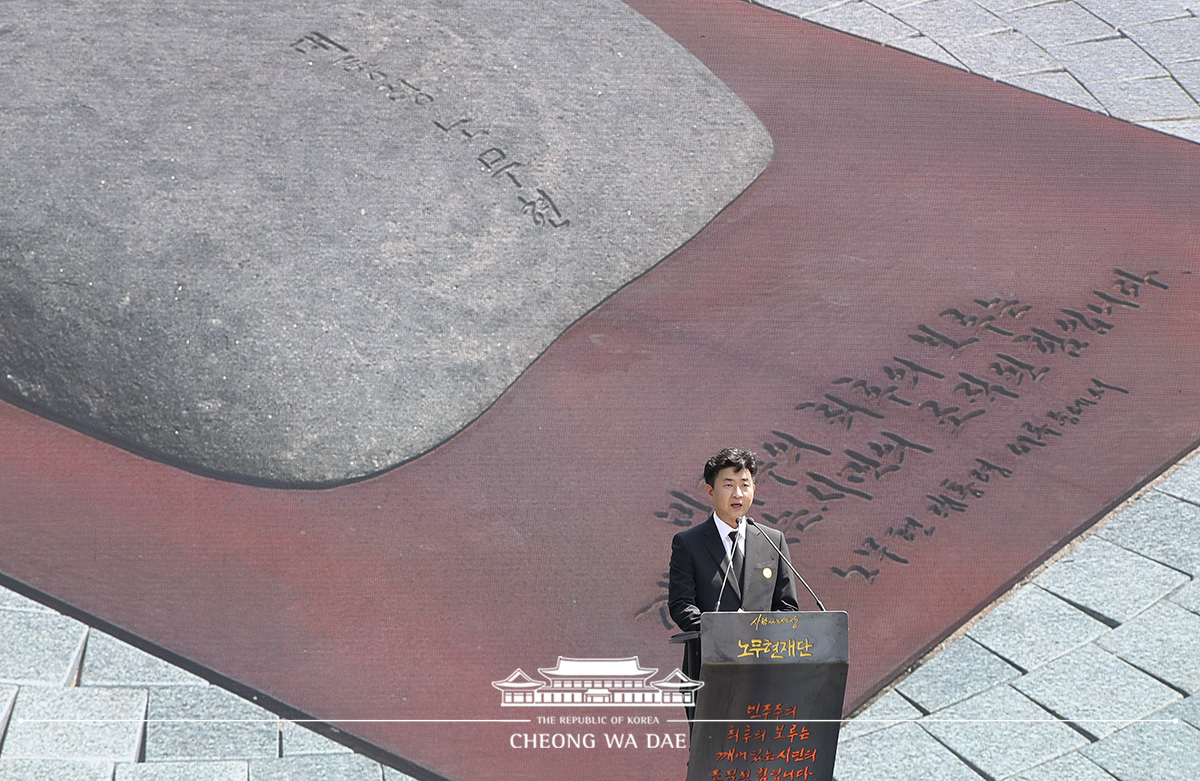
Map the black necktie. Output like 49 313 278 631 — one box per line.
729 529 744 592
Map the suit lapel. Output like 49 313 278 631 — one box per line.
743 520 776 609
701 515 742 603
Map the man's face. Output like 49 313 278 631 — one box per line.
707 466 755 527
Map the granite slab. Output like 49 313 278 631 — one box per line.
1156 695 1200 732
1074 0 1195 28
143 686 278 762
0 759 116 781
80 631 208 687
0 684 16 724
1155 454 1200 504
1011 642 1180 738
114 760 249 781
966 585 1108 672
1085 76 1200 123
1125 16 1200 64
0 588 53 614
891 0 1010 39
1167 579 1200 614
1002 71 1105 113
1032 536 1188 624
1098 492 1200 578
895 636 1021 714
919 685 1088 779
381 768 419 781
1083 719 1200 781
280 720 351 757
838 690 922 743
0 687 147 762
999 2 1116 48
1096 601 1200 694
1048 38 1169 83
832 722 981 781
248 754 383 781
0 0 771 486
0 612 87 686
1009 751 1119 781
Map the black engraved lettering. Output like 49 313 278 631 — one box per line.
806 472 873 501
830 565 879 582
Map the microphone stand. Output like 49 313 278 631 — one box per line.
746 518 826 611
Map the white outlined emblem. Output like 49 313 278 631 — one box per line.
492 656 702 706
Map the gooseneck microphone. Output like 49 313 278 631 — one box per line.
745 517 826 611
714 528 737 612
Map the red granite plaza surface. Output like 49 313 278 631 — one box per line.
2 1 1199 779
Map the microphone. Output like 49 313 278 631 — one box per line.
745 518 826 611
714 523 739 612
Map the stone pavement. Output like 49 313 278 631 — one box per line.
0 596 418 781
835 446 1200 780
1 1 1198 779
756 0 1200 144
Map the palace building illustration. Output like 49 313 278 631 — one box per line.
492 657 703 706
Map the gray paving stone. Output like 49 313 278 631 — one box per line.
895 636 1020 713
1009 751 1118 781
1 684 16 723
1142 119 1200 145
1126 17 1200 64
0 612 87 686
382 768 419 781
893 0 1010 40
1083 718 1200 781
832 722 981 781
1011 642 1180 738
975 0 1044 13
280 720 352 756
248 753 383 781
0 589 53 614
1155 455 1200 504
804 1 920 42
1099 491 1200 578
0 0 772 486
1074 0 1194 28
919 685 1088 779
1170 59 1200 103
1166 579 1200 614
143 686 278 762
839 689 922 742
1 687 147 762
753 0 845 20
1049 37 1168 82
115 760 248 781
888 35 968 69
0 759 116 781
941 30 1059 76
79 631 207 687
1087 75 1200 121
1000 1 1117 47
1097 601 1200 694
1003 70 1107 111
1156 695 1200 731
1033 536 1188 624
966 585 1108 672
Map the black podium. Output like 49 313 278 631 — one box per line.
681 611 848 781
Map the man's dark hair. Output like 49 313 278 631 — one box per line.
703 448 758 487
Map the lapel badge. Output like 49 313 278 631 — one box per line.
763 567 772 579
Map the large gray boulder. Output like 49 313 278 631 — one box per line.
0 0 771 484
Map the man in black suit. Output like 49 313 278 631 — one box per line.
668 447 800 684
